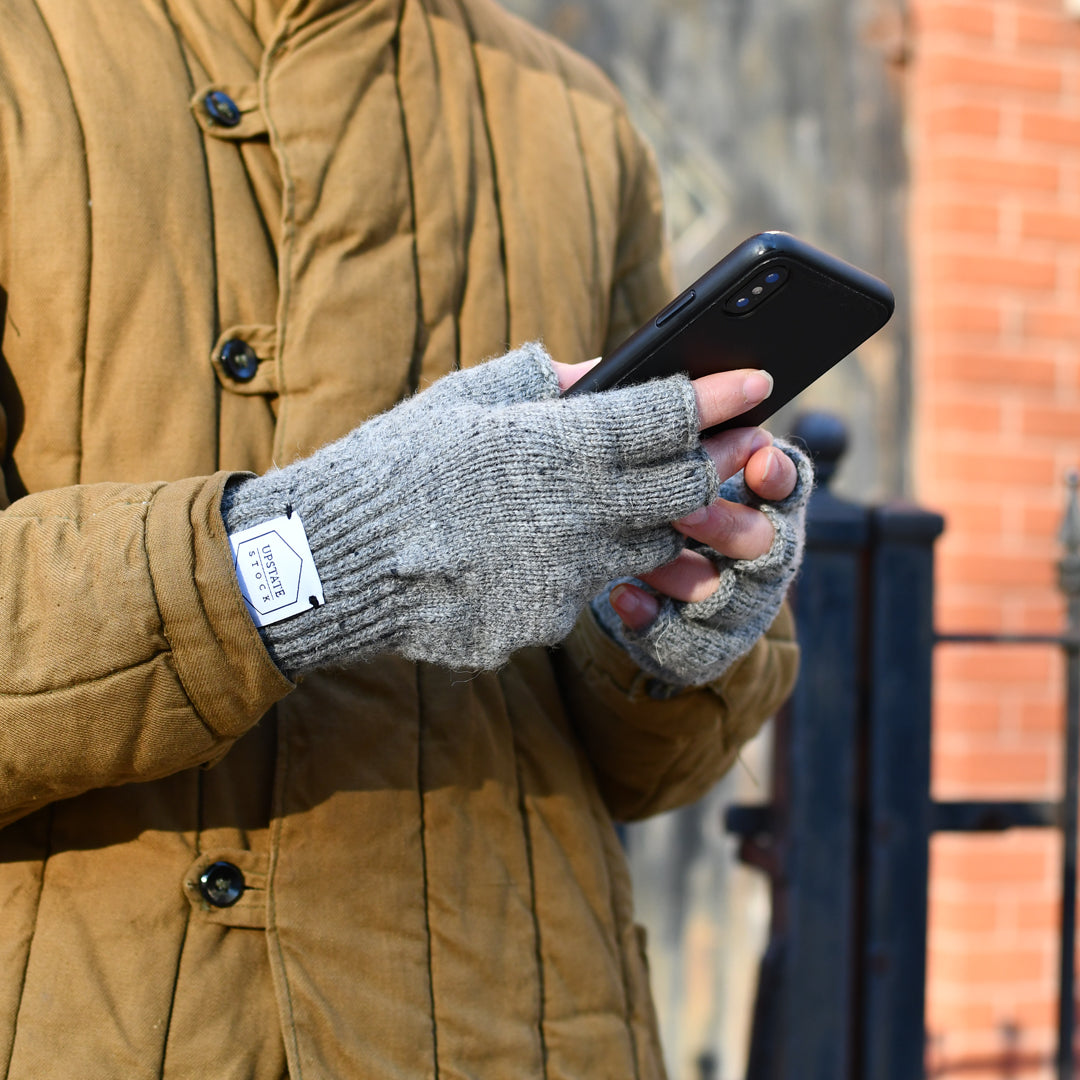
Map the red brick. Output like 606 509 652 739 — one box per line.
916 2 996 40
927 201 1001 235
932 351 1057 388
1020 403 1080 440
1021 109 1080 149
926 301 1002 335
936 605 1008 637
940 496 1006 532
893 0 1079 1046
1016 899 1063 934
931 940 1049 985
929 398 1004 436
927 254 1057 291
1020 501 1080 541
1012 996 1058 1032
935 745 1054 792
1019 604 1068 639
933 541 1053 583
935 697 1005 735
934 541 1053 582
921 998 999 1033
1022 209 1080 244
942 448 1057 488
966 946 1049 984
935 645 1056 683
1015 10 1080 50
931 895 1002 934
929 154 1060 194
919 52 1063 96
1024 307 1080 340
930 838 1052 887
1015 601 1069 634
925 102 1003 139
1018 701 1064 736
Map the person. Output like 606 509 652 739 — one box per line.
0 0 809 1076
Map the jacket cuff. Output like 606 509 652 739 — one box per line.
145 471 294 738
562 608 721 736
563 602 797 736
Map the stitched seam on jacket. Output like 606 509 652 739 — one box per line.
433 6 622 111
261 33 295 466
267 717 304 1078
156 768 202 1078
390 3 427 396
513 755 550 1078
158 0 224 473
155 909 193 1078
452 0 511 352
30 2 89 485
416 666 441 1078
555 61 604 353
4 804 54 1080
604 833 643 1080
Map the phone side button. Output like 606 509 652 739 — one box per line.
655 289 696 328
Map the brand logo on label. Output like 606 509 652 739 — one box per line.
228 512 325 629
235 530 303 615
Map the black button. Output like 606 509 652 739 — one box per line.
203 91 241 128
219 339 259 381
655 289 696 328
199 862 245 907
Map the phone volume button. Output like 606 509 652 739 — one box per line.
655 289 695 328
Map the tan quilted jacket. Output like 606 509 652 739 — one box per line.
0 0 798 1075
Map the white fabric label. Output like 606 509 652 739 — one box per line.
228 513 325 628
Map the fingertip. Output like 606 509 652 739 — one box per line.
610 583 659 632
746 445 799 501
554 356 603 393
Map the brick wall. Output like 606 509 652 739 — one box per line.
910 0 1080 1073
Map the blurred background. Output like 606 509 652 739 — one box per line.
497 0 1080 1077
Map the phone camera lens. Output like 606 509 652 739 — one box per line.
765 271 780 284
736 296 750 309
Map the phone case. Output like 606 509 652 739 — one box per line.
563 231 894 432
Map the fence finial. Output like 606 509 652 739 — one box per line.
1061 472 1080 555
791 411 848 489
1058 471 1080 603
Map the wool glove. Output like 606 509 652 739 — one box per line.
221 343 720 677
591 439 813 690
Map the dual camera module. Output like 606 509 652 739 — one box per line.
723 263 789 315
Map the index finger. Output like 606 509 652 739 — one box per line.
692 369 774 430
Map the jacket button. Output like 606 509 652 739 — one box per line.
220 339 259 381
203 90 242 128
199 862 246 907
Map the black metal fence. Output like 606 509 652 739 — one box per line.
727 412 1080 1080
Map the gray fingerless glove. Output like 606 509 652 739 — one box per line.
592 439 813 689
221 343 720 677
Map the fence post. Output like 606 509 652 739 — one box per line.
859 504 943 1080
738 413 871 1080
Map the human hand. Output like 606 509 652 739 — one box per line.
222 343 732 676
555 360 799 631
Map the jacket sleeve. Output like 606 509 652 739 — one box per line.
0 465 293 828
554 111 800 821
556 605 798 822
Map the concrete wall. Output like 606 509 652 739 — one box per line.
503 0 910 502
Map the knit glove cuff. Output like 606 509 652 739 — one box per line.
592 439 813 689
221 343 720 678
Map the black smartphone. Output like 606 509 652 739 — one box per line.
563 231 894 432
